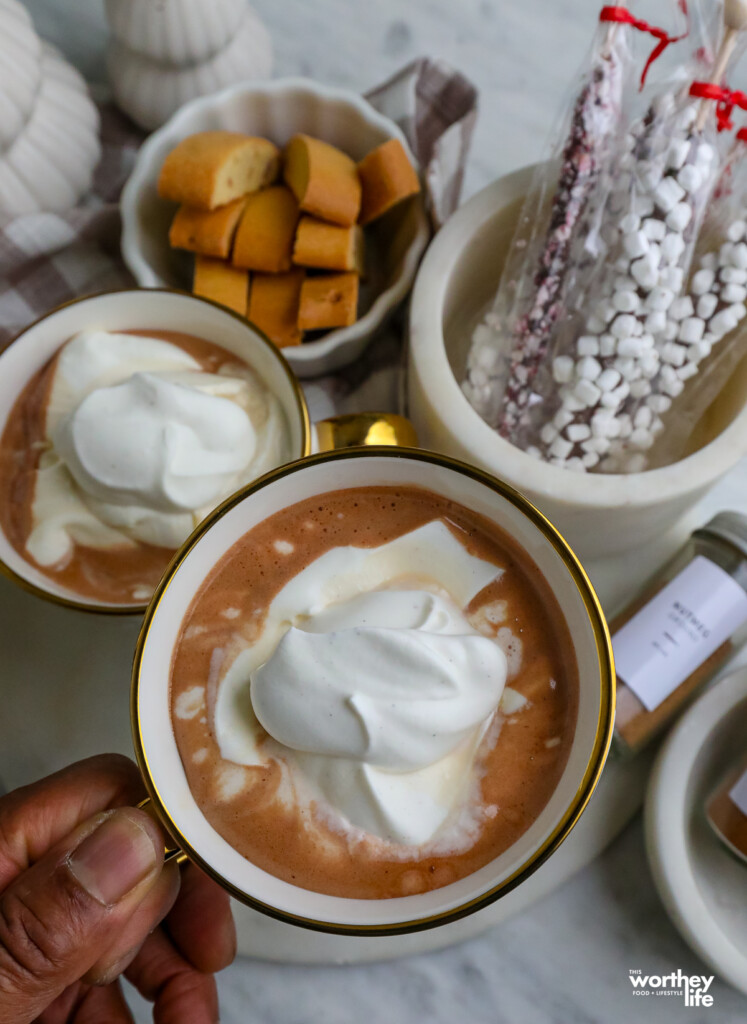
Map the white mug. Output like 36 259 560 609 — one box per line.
133 447 615 934
0 289 414 613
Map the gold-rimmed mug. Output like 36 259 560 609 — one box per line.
132 447 615 935
0 289 415 614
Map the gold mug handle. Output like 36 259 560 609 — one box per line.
314 413 417 451
137 797 188 865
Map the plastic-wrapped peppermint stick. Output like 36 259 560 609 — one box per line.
533 5 746 472
612 121 747 470
462 4 682 436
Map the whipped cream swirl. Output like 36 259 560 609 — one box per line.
28 331 289 564
214 521 521 848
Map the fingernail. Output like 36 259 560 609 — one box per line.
68 810 159 906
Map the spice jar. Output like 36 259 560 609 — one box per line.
706 753 747 864
613 512 747 757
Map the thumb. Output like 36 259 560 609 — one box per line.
0 806 163 1024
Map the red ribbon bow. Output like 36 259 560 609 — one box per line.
600 5 689 90
737 127 747 143
689 82 747 132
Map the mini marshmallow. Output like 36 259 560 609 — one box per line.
696 293 718 320
619 213 641 234
549 435 573 460
574 378 602 406
614 357 636 380
623 230 649 259
634 406 653 429
668 296 694 321
660 233 686 265
666 202 692 233
654 177 685 214
662 376 685 397
643 286 672 309
629 427 654 449
721 283 747 304
617 414 633 439
552 356 574 383
688 340 712 362
540 423 557 445
727 219 747 243
631 254 659 289
710 308 739 337
720 242 734 266
732 301 747 321
695 141 714 165
659 265 684 292
637 161 662 192
610 313 638 338
678 316 705 344
666 137 690 170
597 368 622 392
661 342 687 366
677 362 698 381
633 193 655 218
582 451 600 469
600 334 616 356
617 336 647 358
566 423 591 442
648 394 672 414
719 266 747 284
584 436 611 455
642 218 666 241
663 320 678 341
645 310 667 334
691 268 715 295
577 335 600 357
614 275 638 293
640 352 660 378
630 379 652 398
731 244 747 269
553 408 574 430
677 164 702 194
613 290 641 313
564 457 587 473
577 356 602 381
562 392 587 413
601 390 623 409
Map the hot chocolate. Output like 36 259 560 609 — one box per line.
170 485 578 900
0 328 290 604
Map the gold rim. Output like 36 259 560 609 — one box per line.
0 287 311 615
132 446 616 935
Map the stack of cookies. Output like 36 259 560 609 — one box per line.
158 130 420 348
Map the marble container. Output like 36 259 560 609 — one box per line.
407 167 747 561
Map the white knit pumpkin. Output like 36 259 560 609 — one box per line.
106 1 274 131
105 0 248 65
0 1 100 218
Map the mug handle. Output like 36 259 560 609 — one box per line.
137 797 188 865
313 413 417 452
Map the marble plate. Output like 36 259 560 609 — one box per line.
645 666 747 996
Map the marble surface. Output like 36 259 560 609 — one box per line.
10 0 747 1020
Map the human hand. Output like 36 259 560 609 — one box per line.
0 754 236 1024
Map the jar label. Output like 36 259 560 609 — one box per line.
730 768 747 817
613 555 747 712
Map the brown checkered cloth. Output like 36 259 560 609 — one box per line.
0 58 476 414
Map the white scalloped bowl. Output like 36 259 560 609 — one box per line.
121 78 430 377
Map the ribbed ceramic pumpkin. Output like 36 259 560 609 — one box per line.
107 4 273 131
105 0 248 65
0 0 42 150
0 43 100 216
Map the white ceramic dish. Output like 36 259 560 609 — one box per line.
121 78 430 377
407 167 747 561
645 666 747 996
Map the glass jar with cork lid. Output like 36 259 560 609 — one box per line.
613 512 747 757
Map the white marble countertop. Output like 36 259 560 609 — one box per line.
12 0 747 1020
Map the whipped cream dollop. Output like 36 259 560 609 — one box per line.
251 591 507 771
214 521 522 848
28 331 289 564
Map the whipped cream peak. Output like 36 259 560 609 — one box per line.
27 329 291 564
54 371 256 513
251 590 508 771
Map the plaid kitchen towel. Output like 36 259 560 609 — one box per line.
0 58 477 415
